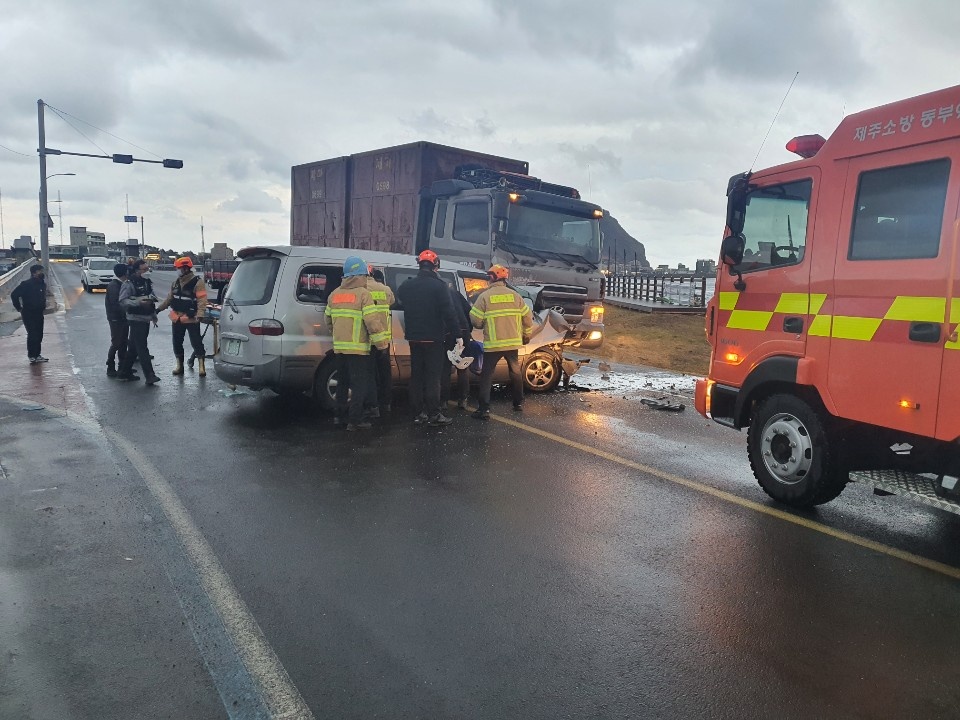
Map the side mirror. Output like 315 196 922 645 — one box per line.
720 233 745 267
492 191 509 221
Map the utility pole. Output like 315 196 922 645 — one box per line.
38 99 50 269
140 216 144 250
200 217 205 255
0 186 5 249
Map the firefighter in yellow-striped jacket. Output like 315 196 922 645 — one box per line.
366 265 395 416
324 256 389 431
470 264 533 419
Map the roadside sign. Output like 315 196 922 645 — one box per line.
124 215 138 222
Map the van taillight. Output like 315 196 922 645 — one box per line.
248 319 284 336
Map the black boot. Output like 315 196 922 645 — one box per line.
106 360 117 378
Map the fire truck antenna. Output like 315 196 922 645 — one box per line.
750 71 799 172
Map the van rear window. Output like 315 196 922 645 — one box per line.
225 257 280 306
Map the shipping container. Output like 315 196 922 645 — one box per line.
290 142 528 252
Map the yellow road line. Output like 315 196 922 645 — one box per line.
490 414 960 581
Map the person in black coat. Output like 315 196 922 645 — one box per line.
10 264 48 364
396 250 457 425
104 263 131 378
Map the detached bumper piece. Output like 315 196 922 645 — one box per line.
849 470 960 516
640 396 686 412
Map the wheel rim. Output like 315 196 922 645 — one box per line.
760 412 814 485
525 357 556 389
326 369 349 404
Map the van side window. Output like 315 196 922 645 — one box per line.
296 265 342 304
452 202 489 244
735 179 812 274
849 159 950 261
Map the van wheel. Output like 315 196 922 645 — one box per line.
747 394 847 508
313 360 340 412
523 351 561 393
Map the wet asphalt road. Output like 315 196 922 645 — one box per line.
7 263 960 719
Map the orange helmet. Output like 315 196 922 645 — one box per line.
417 249 439 267
487 264 509 281
174 256 193 269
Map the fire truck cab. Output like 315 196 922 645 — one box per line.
696 85 960 510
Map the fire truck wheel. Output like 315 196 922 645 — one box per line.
748 394 847 508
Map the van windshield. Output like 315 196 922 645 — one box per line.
224 257 280 306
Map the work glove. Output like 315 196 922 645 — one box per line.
522 335 531 345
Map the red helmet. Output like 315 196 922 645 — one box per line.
174 256 193 269
417 249 439 267
487 264 509 281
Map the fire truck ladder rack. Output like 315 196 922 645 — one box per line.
454 166 581 199
848 470 960 516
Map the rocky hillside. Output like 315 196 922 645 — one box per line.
600 213 649 269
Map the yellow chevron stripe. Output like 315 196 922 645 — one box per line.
883 296 946 323
774 293 810 315
831 316 882 341
810 294 827 314
727 310 773 331
718 292 739 311
951 298 960 323
808 314 832 337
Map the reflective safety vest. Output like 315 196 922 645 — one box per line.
470 281 533 351
366 277 395 346
324 276 389 355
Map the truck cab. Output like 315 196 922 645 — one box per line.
696 84 960 510
419 168 606 347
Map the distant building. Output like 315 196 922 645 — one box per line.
696 259 717 275
210 242 234 261
69 226 107 256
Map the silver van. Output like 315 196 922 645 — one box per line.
213 246 584 409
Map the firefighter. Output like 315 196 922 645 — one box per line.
470 264 533 419
324 256 389 431
117 259 160 385
365 265 395 416
157 256 209 377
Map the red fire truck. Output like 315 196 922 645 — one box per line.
695 84 960 512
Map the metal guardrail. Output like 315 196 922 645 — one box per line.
605 274 713 307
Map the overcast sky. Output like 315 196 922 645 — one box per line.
1 0 958 266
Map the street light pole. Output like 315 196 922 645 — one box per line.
38 99 49 269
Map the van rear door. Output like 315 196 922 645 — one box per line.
219 252 284 368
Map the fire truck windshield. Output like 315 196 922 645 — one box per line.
736 179 812 273
506 205 601 265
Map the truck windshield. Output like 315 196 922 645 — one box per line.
737 179 812 272
506 205 601 264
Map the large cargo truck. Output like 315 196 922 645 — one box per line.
695 84 960 515
291 141 606 347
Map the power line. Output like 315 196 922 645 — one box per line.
45 102 163 159
0 142 31 158
46 104 110 156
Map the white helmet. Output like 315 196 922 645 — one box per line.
446 338 473 370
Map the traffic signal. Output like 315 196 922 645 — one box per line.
112 154 134 164
163 159 184 169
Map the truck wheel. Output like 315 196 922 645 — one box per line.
313 360 340 412
523 351 561 393
747 394 847 508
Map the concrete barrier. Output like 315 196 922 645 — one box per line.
0 259 35 303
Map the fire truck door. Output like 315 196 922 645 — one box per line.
830 149 957 438
711 171 817 389
937 216 960 442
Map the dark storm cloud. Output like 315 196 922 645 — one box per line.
676 0 868 88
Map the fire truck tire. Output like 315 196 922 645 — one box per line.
747 394 847 508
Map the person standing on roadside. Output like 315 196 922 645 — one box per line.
365 265 395 416
117 259 159 385
470 264 532 419
156 256 208 377
324 256 388 431
396 250 457 426
104 263 130 377
10 264 48 364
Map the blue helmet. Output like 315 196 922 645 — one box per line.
343 256 367 277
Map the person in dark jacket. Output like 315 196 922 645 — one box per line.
104 263 131 377
440 282 473 410
10 264 48 364
117 259 159 385
396 250 457 425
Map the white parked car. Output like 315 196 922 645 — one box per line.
81 257 118 292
